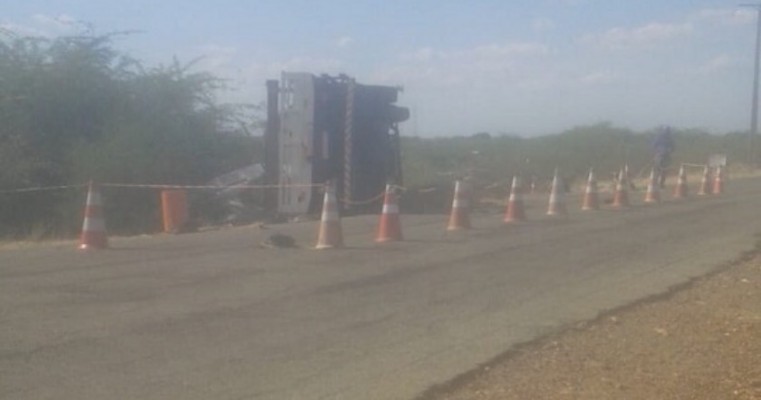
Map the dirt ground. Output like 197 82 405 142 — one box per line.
424 253 761 400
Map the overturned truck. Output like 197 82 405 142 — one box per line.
263 73 409 216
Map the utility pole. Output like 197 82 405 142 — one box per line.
741 3 761 165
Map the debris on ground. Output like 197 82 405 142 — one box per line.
260 233 297 249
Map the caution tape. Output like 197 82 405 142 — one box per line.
341 191 386 206
340 184 408 206
100 183 322 190
0 184 87 194
0 182 324 195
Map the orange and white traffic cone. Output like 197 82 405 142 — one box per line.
79 181 108 250
315 181 343 249
644 168 661 204
504 176 526 223
581 168 599 211
698 166 712 196
673 164 688 199
447 180 471 231
376 184 403 242
547 168 567 217
712 165 724 195
612 167 630 209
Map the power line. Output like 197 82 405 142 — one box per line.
740 3 761 165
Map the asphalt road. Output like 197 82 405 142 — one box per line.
1 178 759 400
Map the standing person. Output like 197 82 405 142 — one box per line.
651 126 675 188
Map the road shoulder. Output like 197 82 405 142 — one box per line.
422 250 761 400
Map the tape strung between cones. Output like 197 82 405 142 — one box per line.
546 169 567 217
504 176 526 223
644 168 661 204
79 182 108 250
673 165 688 199
315 181 344 249
581 168 599 211
447 180 471 231
376 184 403 242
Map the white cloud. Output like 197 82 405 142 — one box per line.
375 41 550 88
0 14 84 38
200 55 346 104
578 71 617 85
31 13 78 29
692 8 755 27
195 44 238 70
580 22 693 50
468 42 549 59
698 54 733 74
532 17 555 32
244 56 344 81
0 22 46 37
335 36 354 48
411 47 435 61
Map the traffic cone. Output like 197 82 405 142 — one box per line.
673 164 688 199
644 168 661 204
79 181 108 250
315 181 343 249
447 180 471 231
612 168 630 209
376 184 402 242
530 176 536 195
504 176 526 223
581 168 599 211
546 168 567 217
712 165 724 195
698 166 712 196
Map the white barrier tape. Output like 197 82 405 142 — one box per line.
100 183 322 190
341 191 386 206
0 184 87 194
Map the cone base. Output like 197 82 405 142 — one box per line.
447 213 471 231
315 224 343 250
612 192 629 209
315 243 342 250
78 242 108 251
375 235 402 243
581 198 599 211
376 215 402 243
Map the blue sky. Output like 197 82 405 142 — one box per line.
1 0 759 136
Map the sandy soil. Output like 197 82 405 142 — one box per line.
424 253 761 400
